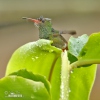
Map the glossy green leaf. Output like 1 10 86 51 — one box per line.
78 32 100 65
9 69 51 94
0 75 51 100
69 64 97 100
68 52 78 64
50 57 61 100
6 39 61 79
5 39 61 100
68 34 88 57
68 33 100 100
71 32 100 68
5 32 100 100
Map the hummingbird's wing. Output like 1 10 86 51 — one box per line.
59 35 68 50
52 33 68 49
52 33 67 43
51 28 76 50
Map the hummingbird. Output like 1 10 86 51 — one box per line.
22 16 76 50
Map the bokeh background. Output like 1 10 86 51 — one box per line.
0 0 100 100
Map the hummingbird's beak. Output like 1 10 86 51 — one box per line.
22 17 41 24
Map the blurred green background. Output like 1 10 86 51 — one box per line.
0 0 100 100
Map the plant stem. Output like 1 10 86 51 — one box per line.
60 50 70 100
70 59 100 70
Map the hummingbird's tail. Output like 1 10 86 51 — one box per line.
60 30 76 35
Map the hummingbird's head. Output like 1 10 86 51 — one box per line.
23 16 52 28
23 16 52 39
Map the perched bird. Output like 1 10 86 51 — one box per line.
23 16 76 50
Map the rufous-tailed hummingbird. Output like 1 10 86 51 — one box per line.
23 16 76 50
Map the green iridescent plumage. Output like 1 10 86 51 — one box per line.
34 16 68 49
23 16 76 50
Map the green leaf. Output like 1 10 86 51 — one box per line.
68 34 88 57
5 32 100 100
69 64 97 100
68 52 78 64
9 69 51 94
68 33 100 100
50 57 61 100
71 32 100 68
0 75 51 100
78 32 100 64
5 39 61 100
6 39 61 79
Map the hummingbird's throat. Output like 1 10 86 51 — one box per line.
39 25 52 39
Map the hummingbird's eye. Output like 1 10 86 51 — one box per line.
42 19 45 23
37 16 45 23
